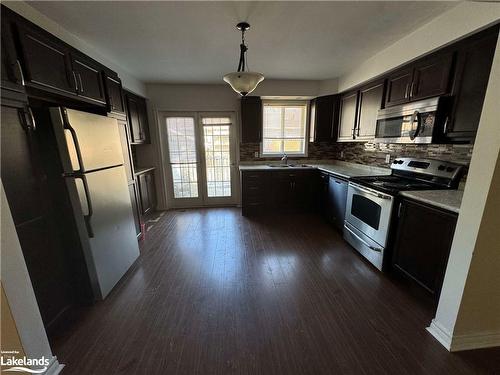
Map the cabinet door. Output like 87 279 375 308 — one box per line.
138 173 152 215
106 75 125 114
1 103 78 329
16 22 76 95
338 91 358 142
126 93 149 143
1 11 24 92
392 199 457 297
313 95 338 142
385 67 413 107
272 173 293 211
356 81 385 140
128 182 142 237
318 172 330 217
410 54 452 101
447 27 498 140
146 172 156 211
71 53 106 104
241 96 262 143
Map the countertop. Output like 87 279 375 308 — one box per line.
239 160 390 179
134 166 156 175
399 189 463 214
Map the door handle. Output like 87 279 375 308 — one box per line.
77 73 84 93
74 174 94 238
62 109 84 173
27 107 36 131
345 225 382 252
72 71 79 92
15 60 25 85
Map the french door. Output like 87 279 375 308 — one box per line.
162 112 238 208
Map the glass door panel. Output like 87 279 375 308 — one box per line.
163 112 237 208
200 114 236 205
165 117 201 203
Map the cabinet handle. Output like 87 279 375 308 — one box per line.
27 107 36 131
404 83 410 99
78 73 84 93
443 116 449 134
15 60 25 86
409 82 415 98
352 128 356 140
398 202 403 218
72 71 79 92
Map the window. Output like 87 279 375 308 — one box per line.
261 101 308 156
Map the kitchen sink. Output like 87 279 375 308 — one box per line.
267 164 312 168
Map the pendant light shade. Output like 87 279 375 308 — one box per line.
224 22 264 96
223 71 264 96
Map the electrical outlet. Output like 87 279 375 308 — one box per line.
385 154 391 164
340 151 344 158
254 151 259 158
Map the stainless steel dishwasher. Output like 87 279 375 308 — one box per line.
327 175 348 230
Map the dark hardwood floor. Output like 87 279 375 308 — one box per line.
52 208 500 375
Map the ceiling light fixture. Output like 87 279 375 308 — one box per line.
223 22 264 96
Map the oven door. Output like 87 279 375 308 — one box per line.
344 182 393 247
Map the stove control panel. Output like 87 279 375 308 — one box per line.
391 157 463 182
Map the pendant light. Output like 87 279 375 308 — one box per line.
223 22 264 96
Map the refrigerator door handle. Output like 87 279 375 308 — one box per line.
64 118 85 173
75 174 94 238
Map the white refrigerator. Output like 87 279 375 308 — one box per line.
50 107 140 299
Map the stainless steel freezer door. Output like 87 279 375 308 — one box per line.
75 166 140 298
52 108 124 173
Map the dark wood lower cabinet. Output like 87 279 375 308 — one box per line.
391 198 457 299
128 182 142 238
137 170 156 216
241 170 317 215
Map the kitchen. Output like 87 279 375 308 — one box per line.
1 2 500 375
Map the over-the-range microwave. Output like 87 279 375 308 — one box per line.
374 96 451 144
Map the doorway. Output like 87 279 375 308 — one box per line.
162 112 238 208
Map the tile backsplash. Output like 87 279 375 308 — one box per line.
240 141 474 177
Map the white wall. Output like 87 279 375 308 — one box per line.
428 33 500 351
3 1 146 96
1 182 63 374
338 2 500 92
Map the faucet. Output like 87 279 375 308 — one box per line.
281 153 288 165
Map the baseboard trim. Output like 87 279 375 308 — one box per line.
451 330 500 351
427 320 500 352
427 319 452 350
45 356 64 375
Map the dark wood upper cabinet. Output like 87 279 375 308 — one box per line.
446 26 498 141
125 91 150 144
105 75 125 114
15 21 76 96
337 91 359 142
1 10 25 92
392 199 457 299
71 52 106 104
410 53 453 101
310 95 339 142
241 96 262 143
356 80 385 140
385 67 413 107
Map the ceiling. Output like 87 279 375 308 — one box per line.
28 1 457 84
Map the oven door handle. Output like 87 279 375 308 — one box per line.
345 225 383 253
349 182 392 200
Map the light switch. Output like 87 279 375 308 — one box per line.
254 152 259 158
385 154 391 163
